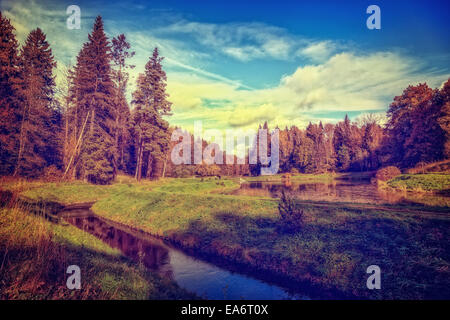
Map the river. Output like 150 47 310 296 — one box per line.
62 208 310 300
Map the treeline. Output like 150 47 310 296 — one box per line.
248 79 449 175
267 80 450 174
0 12 449 183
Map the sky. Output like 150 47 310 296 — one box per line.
1 0 449 132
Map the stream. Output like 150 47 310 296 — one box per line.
61 208 310 300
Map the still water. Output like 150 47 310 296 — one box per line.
231 180 449 206
63 210 309 300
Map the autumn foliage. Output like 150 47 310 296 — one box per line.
375 166 402 182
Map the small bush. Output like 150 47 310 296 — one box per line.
375 166 401 181
42 165 62 182
277 190 304 233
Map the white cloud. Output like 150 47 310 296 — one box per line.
157 21 302 61
296 41 337 63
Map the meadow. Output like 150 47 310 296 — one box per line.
1 174 449 299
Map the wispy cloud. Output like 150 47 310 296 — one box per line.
156 21 305 61
296 41 338 63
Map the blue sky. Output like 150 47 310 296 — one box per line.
1 0 449 131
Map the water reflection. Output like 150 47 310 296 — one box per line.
232 181 449 206
64 212 308 299
65 214 174 278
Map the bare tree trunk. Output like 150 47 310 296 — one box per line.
64 108 69 167
114 107 119 173
14 90 31 176
63 111 90 179
147 152 152 179
137 146 143 181
162 157 167 178
134 144 140 180
135 133 143 181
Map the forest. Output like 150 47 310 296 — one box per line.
1 12 449 184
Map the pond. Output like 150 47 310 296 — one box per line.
230 179 449 206
62 209 310 300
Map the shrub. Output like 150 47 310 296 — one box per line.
42 165 62 182
277 190 304 233
375 166 401 181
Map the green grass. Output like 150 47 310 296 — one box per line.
5 176 450 299
387 174 450 192
153 177 240 194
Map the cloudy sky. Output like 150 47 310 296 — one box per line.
1 0 449 132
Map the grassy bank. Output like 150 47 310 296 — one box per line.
4 176 450 299
387 174 450 192
0 203 194 299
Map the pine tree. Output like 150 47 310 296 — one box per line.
67 16 116 184
111 34 134 173
14 28 59 177
0 12 21 175
131 48 172 180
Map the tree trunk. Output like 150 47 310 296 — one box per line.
162 158 167 178
63 110 90 179
14 91 31 176
135 134 143 181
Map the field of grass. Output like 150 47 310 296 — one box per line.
3 175 450 299
0 203 194 299
387 174 450 192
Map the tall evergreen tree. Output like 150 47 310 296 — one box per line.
68 16 116 184
131 48 172 180
0 12 21 175
111 34 134 173
14 28 59 177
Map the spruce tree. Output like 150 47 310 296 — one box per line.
70 16 116 184
131 48 171 180
111 34 134 173
0 12 21 175
14 28 59 177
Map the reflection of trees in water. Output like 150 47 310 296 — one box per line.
237 181 447 205
375 189 406 203
66 216 174 279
